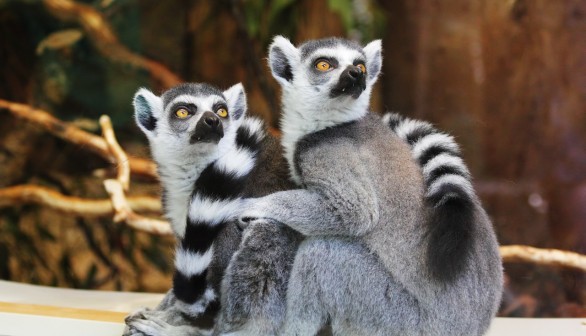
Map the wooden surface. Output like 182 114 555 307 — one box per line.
0 301 585 336
0 301 126 323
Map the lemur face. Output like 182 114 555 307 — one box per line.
133 83 247 164
268 36 382 110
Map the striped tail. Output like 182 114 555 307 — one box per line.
172 118 267 316
383 112 475 282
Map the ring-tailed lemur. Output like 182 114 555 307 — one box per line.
124 82 490 336
234 36 503 335
124 83 300 336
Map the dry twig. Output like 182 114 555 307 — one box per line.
103 179 171 235
99 113 172 236
0 99 157 179
2 102 586 266
3 187 586 267
100 115 130 191
0 185 160 215
500 245 586 272
42 0 182 88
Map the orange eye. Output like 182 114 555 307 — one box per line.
315 60 332 72
217 108 228 118
175 108 189 119
356 63 366 74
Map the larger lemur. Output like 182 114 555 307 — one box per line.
234 36 503 335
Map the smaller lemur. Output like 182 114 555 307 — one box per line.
125 83 299 336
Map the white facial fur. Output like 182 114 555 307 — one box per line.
268 37 382 183
133 83 247 235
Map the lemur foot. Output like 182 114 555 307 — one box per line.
127 314 212 336
124 306 160 324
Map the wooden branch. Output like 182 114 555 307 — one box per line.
100 115 130 191
41 0 182 88
0 99 157 179
0 185 160 215
98 113 171 235
3 103 586 266
500 245 586 272
103 179 172 236
3 184 586 266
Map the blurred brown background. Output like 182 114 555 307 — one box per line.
0 0 584 317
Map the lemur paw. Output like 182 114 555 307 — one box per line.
127 316 169 336
128 314 212 336
237 198 275 231
124 307 154 324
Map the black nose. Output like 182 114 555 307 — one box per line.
204 115 220 128
190 111 224 143
348 66 362 79
329 65 367 99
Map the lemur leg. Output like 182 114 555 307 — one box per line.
280 237 421 336
215 220 300 336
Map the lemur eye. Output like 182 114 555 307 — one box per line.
356 63 366 74
315 60 332 72
217 108 228 118
175 108 190 119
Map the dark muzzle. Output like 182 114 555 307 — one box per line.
329 65 366 99
190 111 224 144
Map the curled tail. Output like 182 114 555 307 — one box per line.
383 112 476 282
173 118 267 316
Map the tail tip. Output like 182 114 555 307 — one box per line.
426 195 476 282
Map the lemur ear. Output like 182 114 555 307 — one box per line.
133 88 162 137
268 36 299 86
223 83 247 121
363 39 383 84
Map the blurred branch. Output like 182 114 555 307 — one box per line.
103 179 171 235
2 183 586 265
2 103 586 263
501 245 586 272
98 114 171 235
41 0 182 88
0 99 158 179
0 184 172 236
100 115 130 191
0 185 160 215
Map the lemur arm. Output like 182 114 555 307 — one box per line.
240 140 379 237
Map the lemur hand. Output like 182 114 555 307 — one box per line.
237 197 273 231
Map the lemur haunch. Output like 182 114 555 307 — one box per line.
236 36 503 335
125 83 299 336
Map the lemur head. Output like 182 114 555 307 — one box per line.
268 36 382 120
133 83 247 170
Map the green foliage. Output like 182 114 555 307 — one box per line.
327 0 386 42
241 0 297 47
328 0 355 31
